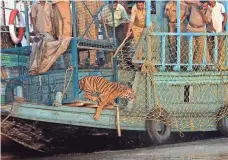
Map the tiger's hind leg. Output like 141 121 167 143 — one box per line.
94 100 107 120
84 92 98 102
94 96 115 120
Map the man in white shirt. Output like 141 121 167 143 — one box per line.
208 0 227 33
99 1 129 67
207 0 227 69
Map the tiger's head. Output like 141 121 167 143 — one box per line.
119 87 136 102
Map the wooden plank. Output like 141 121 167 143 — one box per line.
64 100 115 109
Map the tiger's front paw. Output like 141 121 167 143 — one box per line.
94 114 100 120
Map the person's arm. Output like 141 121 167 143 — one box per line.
181 15 187 23
126 22 133 38
31 18 37 33
222 13 227 32
50 4 55 36
121 6 130 23
164 4 170 17
31 4 37 34
200 9 210 25
99 6 107 24
220 4 227 32
210 21 216 32
181 4 189 23
126 6 136 38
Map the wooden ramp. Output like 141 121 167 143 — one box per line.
63 100 116 109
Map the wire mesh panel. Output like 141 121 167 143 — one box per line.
76 1 115 51
115 24 228 132
1 49 114 105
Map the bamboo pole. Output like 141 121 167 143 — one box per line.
116 106 121 137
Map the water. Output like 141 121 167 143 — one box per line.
1 132 228 160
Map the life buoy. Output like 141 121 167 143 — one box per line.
9 9 25 44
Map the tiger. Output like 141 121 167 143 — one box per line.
79 76 136 120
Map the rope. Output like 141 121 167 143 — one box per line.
63 66 73 98
141 61 161 111
52 66 73 106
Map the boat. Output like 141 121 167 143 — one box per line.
1 0 228 152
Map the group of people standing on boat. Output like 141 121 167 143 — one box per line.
28 0 147 68
21 0 227 70
98 0 227 70
165 0 227 69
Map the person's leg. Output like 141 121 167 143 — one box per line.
56 2 72 39
132 25 144 60
195 36 204 64
132 25 143 44
79 51 87 66
86 5 97 65
75 2 86 66
104 25 113 67
192 36 197 64
104 52 112 65
168 25 177 63
115 24 125 45
207 36 214 64
218 35 226 70
180 23 187 64
52 4 62 39
76 1 86 37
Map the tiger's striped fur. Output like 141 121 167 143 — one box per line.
79 76 136 120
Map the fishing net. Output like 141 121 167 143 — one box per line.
116 24 228 132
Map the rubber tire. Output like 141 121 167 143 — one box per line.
146 120 171 144
218 116 228 137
